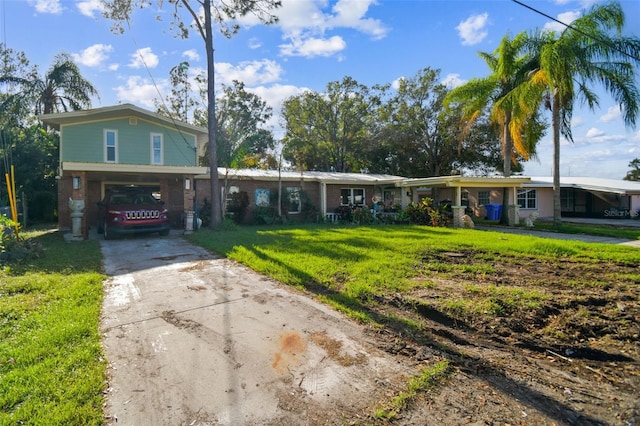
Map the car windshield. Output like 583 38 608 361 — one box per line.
108 193 158 205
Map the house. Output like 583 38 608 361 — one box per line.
40 104 640 238
40 104 209 238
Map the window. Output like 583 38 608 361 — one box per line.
225 186 239 209
517 189 537 209
287 187 301 214
478 191 490 206
340 188 365 206
151 133 163 165
104 129 118 163
461 191 469 207
561 189 574 210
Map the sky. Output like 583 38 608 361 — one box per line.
1 0 639 179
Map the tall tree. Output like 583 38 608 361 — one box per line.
156 61 199 123
0 44 36 125
281 76 383 172
102 0 281 228
1 51 97 117
624 158 640 181
199 80 275 169
445 33 545 223
524 0 640 226
374 67 500 178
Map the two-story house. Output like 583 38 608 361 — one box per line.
40 103 209 238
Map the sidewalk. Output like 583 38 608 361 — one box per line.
476 224 640 248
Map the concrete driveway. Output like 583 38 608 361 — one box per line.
100 232 413 425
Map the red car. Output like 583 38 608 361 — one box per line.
97 188 170 240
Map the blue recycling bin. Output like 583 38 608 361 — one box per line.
485 203 502 220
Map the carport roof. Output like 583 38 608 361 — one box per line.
400 175 531 188
525 176 640 195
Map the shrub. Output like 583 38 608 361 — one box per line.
227 191 250 224
403 198 450 227
0 216 42 263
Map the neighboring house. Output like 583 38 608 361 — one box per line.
522 177 640 220
40 104 640 239
200 169 407 225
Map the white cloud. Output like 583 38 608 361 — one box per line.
600 105 621 122
72 44 113 67
442 73 466 89
280 35 346 58
274 0 387 58
585 127 605 138
571 116 584 127
77 0 103 17
182 49 200 62
29 0 62 14
329 0 388 40
456 13 489 46
582 128 625 144
634 130 640 142
543 10 581 32
215 60 283 86
391 77 405 90
128 48 159 69
248 38 263 50
249 83 310 138
115 76 166 108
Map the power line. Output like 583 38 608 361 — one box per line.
511 0 640 62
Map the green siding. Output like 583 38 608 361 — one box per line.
61 118 197 166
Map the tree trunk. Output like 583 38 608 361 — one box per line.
500 117 512 225
551 90 562 227
204 0 222 228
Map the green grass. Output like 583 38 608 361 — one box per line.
373 360 451 420
189 224 639 311
484 220 640 240
0 228 106 425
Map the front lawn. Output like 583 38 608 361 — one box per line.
0 229 106 425
188 223 640 422
188 224 640 323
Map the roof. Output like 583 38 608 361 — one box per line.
39 103 208 136
400 175 531 188
201 168 406 185
525 176 640 195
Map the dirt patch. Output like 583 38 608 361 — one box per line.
357 248 639 425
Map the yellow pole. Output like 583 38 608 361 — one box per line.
5 172 19 238
11 165 17 219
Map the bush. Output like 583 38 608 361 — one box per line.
0 216 42 263
227 191 250 224
404 198 450 227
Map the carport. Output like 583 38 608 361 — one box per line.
397 175 531 227
58 161 208 238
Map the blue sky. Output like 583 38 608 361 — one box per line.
2 0 639 179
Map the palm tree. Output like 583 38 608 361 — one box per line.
445 32 544 224
37 53 98 115
524 1 640 226
1 52 98 116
